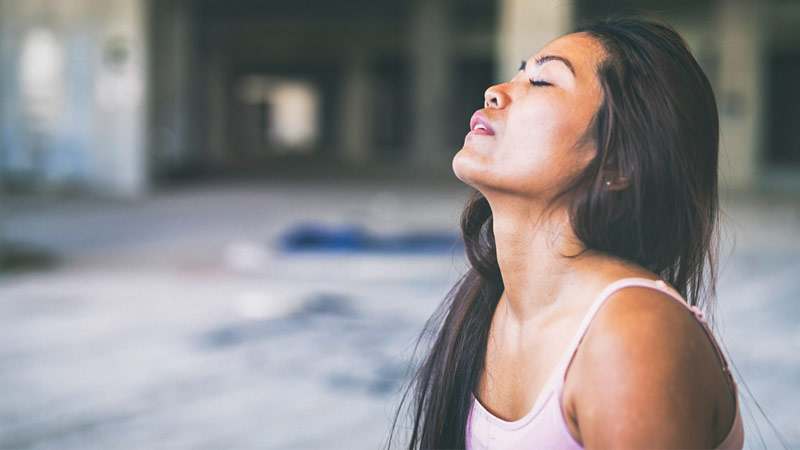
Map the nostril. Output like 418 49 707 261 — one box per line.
484 86 503 109
484 95 498 109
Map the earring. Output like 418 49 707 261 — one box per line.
605 180 612 186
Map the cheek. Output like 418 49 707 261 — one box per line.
453 99 596 195
498 105 589 178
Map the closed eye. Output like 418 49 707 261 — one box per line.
530 79 552 87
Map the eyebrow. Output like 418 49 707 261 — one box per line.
519 55 576 76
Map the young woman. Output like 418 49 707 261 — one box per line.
396 13 744 450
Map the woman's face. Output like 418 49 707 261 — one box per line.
453 33 606 201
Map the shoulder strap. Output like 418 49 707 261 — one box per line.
555 277 734 389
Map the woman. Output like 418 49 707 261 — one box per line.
395 13 744 450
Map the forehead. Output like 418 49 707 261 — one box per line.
531 32 606 78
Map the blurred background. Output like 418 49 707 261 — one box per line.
0 0 798 448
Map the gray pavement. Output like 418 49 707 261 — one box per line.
0 180 798 449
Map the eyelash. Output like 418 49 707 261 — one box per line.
520 60 551 87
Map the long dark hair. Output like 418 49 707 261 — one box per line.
391 12 720 449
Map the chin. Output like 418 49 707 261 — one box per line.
452 147 476 186
453 147 495 192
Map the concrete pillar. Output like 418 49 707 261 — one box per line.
0 0 5 258
496 0 573 83
338 48 371 165
409 0 450 165
206 40 228 165
715 0 764 190
90 0 150 196
0 1 14 238
150 0 195 175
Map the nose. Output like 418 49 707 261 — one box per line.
484 84 510 109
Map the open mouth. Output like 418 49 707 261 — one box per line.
469 112 495 135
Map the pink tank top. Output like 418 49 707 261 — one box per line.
466 277 744 450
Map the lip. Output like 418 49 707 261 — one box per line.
469 111 495 136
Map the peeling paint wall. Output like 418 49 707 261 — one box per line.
0 0 149 196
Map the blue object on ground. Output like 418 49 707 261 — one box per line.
278 223 461 254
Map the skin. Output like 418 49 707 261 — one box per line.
454 33 737 448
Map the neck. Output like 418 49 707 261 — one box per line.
488 195 587 323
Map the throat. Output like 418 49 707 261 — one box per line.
490 204 586 321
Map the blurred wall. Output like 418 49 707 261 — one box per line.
0 0 149 196
1 0 799 195
576 0 800 191
147 0 496 177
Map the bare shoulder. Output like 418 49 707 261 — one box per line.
563 286 736 449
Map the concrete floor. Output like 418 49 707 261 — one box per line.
1 180 798 449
